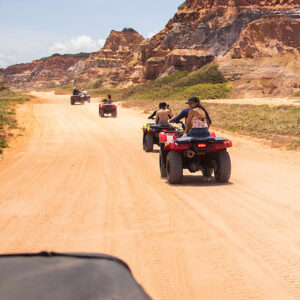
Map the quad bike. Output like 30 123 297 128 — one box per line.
0 252 151 300
71 94 91 105
159 130 232 184
99 103 117 118
142 121 184 153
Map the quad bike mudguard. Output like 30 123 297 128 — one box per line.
0 252 151 300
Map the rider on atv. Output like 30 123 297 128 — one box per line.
148 102 173 124
72 87 81 95
170 97 211 127
156 102 173 125
102 95 112 104
183 97 211 137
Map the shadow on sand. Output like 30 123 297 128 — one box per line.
165 175 233 187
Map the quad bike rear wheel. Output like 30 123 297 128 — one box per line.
159 152 167 178
166 151 183 184
99 109 104 118
112 110 117 118
144 134 154 152
214 149 231 183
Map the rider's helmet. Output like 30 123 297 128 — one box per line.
108 95 111 99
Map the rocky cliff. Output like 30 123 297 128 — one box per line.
141 0 299 80
69 28 145 87
4 53 89 89
4 1 300 97
4 29 145 89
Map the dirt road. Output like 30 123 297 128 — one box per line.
1 92 300 300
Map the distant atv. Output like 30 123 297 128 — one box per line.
159 130 232 184
142 121 184 153
71 94 91 105
99 102 117 118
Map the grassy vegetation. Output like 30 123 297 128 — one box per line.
0 80 31 154
55 63 231 101
122 99 300 150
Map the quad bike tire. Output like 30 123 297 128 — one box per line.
144 134 154 153
99 109 105 118
159 152 167 178
71 100 74 105
166 151 183 184
214 149 231 183
112 110 117 118
202 168 214 177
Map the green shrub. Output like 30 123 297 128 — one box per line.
174 63 226 87
293 90 300 97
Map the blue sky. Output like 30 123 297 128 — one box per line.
0 0 183 68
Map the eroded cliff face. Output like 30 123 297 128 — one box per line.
219 15 300 97
4 54 89 89
4 29 145 89
70 29 145 87
141 0 299 80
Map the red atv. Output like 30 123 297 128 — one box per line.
159 130 232 184
99 102 117 118
142 123 181 152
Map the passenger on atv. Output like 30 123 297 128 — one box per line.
170 97 211 126
183 97 211 138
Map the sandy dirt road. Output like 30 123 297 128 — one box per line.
0 92 300 300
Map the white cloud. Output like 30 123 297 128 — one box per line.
48 35 105 55
0 52 17 68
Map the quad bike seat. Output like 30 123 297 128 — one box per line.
176 136 228 144
150 123 173 130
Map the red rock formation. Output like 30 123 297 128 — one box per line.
4 29 145 89
4 54 89 89
141 0 299 79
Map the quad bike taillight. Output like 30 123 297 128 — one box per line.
197 143 207 148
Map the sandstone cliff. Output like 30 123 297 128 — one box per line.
4 53 89 89
141 0 299 81
4 29 145 89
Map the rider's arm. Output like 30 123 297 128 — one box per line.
168 109 173 119
185 111 193 134
148 110 157 120
170 108 189 123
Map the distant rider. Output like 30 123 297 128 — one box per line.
184 97 211 137
102 95 112 103
155 102 173 125
81 89 88 96
72 87 81 95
